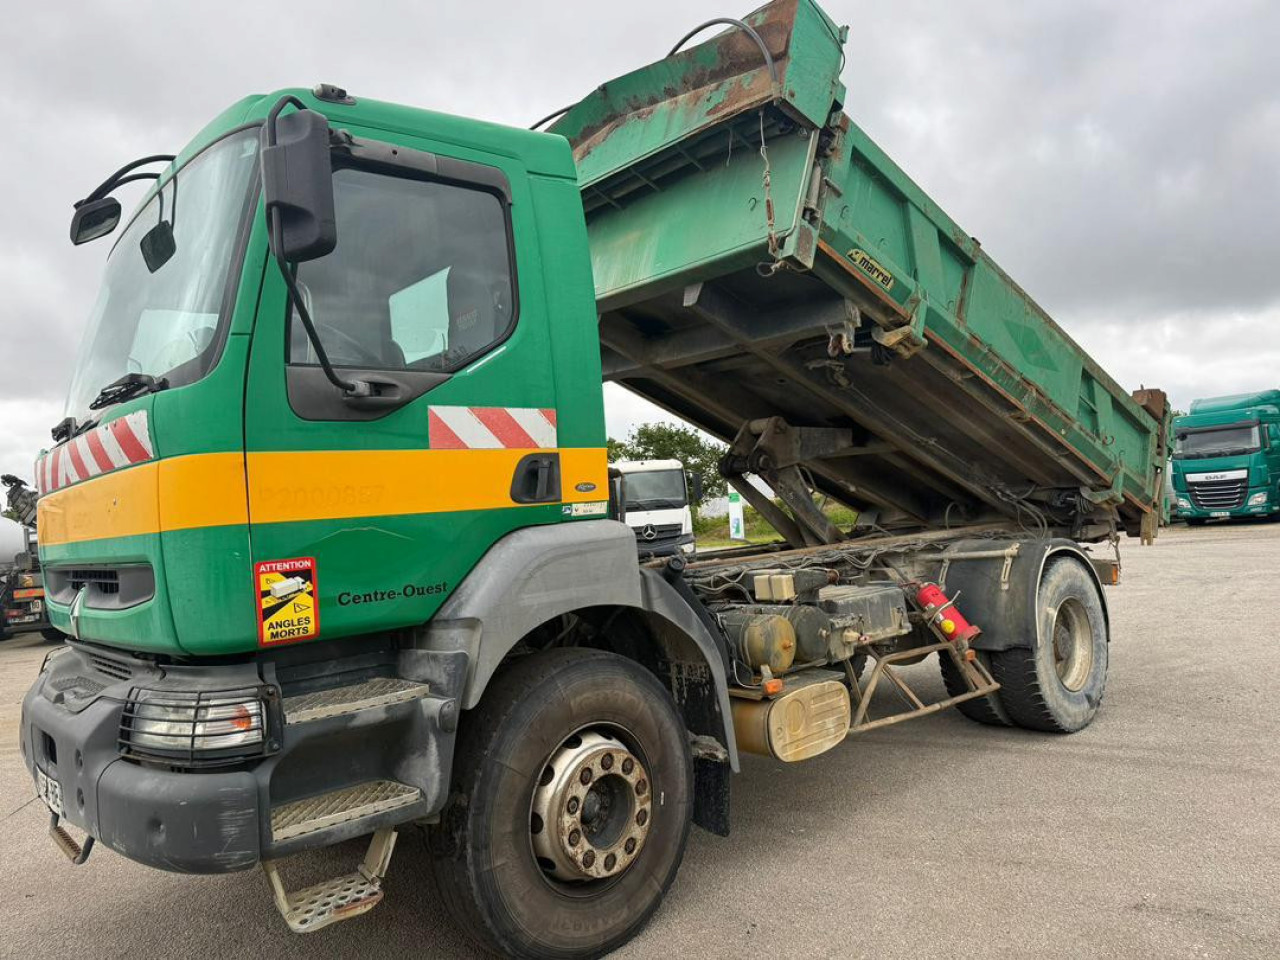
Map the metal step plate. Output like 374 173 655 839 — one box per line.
273 871 383 933
283 677 430 725
272 780 421 841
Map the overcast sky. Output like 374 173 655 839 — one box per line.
2 0 1278 553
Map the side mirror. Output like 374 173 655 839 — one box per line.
70 197 121 245
260 101 336 262
689 473 704 503
139 220 176 272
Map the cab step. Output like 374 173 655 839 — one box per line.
263 827 398 933
271 780 421 842
283 677 430 725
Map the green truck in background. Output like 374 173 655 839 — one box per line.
1170 391 1280 524
21 2 1168 956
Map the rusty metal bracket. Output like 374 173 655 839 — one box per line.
49 813 94 865
938 542 1021 591
847 641 999 735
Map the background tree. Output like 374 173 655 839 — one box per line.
607 423 727 501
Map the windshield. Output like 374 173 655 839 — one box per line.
1174 424 1261 459
63 129 259 420
624 469 687 511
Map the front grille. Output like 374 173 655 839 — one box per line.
88 654 134 681
1188 479 1247 510
635 523 683 544
68 569 120 595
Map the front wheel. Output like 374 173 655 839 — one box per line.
428 649 693 959
989 558 1109 733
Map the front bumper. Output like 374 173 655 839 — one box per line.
1175 487 1279 520
20 642 461 874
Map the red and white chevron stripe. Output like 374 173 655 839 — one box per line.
428 406 557 450
34 410 154 496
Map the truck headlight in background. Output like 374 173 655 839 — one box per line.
1177 497 1192 509
120 688 270 766
1247 492 1269 506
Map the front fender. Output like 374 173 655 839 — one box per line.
415 519 738 768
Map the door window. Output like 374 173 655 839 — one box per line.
290 166 515 372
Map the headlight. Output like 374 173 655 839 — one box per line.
1247 492 1269 506
1177 497 1192 509
120 688 270 766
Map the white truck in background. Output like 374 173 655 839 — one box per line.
613 459 699 558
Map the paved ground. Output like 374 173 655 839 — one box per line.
2 521 1278 959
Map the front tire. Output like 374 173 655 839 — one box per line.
989 558 1108 733
428 649 693 959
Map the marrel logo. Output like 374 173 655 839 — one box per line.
847 248 895 291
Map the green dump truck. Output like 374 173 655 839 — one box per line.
22 2 1167 956
1169 391 1280 524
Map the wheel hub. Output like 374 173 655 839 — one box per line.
530 729 652 882
1051 597 1093 692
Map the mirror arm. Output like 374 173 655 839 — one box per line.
78 155 175 206
265 95 307 148
270 212 368 397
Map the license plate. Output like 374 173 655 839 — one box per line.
1210 511 1230 518
35 767 64 817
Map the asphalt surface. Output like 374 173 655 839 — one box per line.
2 521 1278 959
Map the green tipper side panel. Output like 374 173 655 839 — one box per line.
559 0 1166 540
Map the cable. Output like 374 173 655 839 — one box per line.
667 17 780 86
530 105 573 131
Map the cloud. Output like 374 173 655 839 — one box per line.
1 0 1277 464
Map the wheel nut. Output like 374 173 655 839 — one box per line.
636 778 648 796
601 753 614 771
622 758 635 775
567 797 580 815
625 837 637 854
579 767 593 785
582 850 596 868
636 809 648 827
568 829 581 846
604 853 617 871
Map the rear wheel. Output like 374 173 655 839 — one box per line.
939 650 1010 726
990 558 1108 733
427 649 693 959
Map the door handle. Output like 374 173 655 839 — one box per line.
510 453 561 504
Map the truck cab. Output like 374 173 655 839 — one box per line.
613 459 697 557
1170 391 1280 523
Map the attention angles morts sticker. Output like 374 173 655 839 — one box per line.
256 557 319 646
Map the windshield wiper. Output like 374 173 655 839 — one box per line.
89 372 168 411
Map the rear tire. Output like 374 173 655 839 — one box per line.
939 650 1010 726
427 649 693 959
989 558 1108 733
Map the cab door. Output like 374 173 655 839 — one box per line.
242 130 564 647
